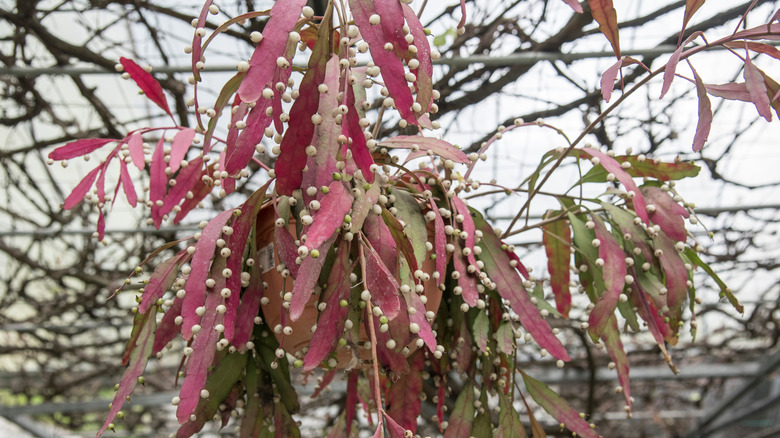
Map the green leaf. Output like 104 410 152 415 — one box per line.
443 383 475 438
472 310 490 353
684 248 743 313
580 156 699 183
541 211 572 317
496 390 526 437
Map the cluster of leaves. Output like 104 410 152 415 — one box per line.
43 0 780 437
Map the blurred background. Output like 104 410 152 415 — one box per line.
1 1 780 436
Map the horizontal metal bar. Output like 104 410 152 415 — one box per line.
0 46 683 77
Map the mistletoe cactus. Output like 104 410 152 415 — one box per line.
45 0 780 436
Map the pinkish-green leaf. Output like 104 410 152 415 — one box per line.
521 371 599 438
386 351 424 432
176 352 247 437
587 215 627 338
290 237 334 321
381 136 469 164
453 241 479 307
304 245 352 370
561 0 583 13
401 4 434 112
744 53 773 121
496 322 516 354
237 1 305 102
49 138 114 161
655 232 689 325
451 197 480 273
472 310 489 353
600 56 641 102
641 186 689 242
588 0 620 58
381 206 419 274
576 148 649 224
705 82 752 101
661 31 703 99
97 310 156 437
120 57 171 117
443 383 475 438
681 0 706 34
691 62 712 151
475 211 570 361
542 213 572 318
601 315 632 408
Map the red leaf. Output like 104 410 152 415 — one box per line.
542 214 572 318
364 241 402 320
127 132 145 170
97 310 156 437
661 31 702 99
275 15 329 195
350 0 418 126
232 264 264 350
521 371 600 438
386 351 424 432
161 157 204 219
289 238 334 321
505 246 531 279
118 160 137 207
577 148 649 225
655 232 689 324
476 212 570 361
401 285 437 352
451 197 480 273
275 221 300 279
346 372 358 437
119 57 171 117
344 82 375 183
587 215 627 338
401 4 434 112
561 0 583 13
152 296 183 355
744 53 773 121
303 244 351 370
641 186 689 242
375 0 408 56
63 166 100 210
223 188 267 342
176 283 224 423
224 99 275 177
190 0 214 83
97 209 105 241
237 0 306 102
588 0 620 58
149 136 166 228
180 210 234 339
453 241 479 307
49 138 115 161
601 316 632 408
304 181 353 251
138 251 189 314
169 128 196 173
